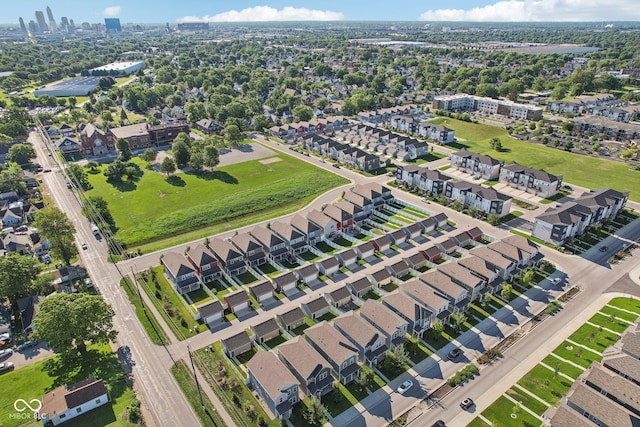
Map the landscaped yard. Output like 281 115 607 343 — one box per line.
517 365 573 406
608 296 640 314
85 152 349 252
138 266 200 340
0 345 138 427
567 324 619 353
541 354 584 379
551 340 602 368
405 337 433 363
235 271 259 285
588 312 633 334
187 287 213 305
505 387 549 416
430 117 640 201
599 305 639 322
481 395 542 427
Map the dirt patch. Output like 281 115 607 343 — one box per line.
259 157 282 165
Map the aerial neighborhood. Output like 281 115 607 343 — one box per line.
0 6 639 427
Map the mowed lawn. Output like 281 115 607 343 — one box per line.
86 153 348 250
430 117 640 201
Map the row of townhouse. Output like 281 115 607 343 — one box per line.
342 123 431 160
395 163 513 217
547 93 618 115
76 122 190 156
268 116 351 141
300 134 382 171
450 149 563 198
227 233 542 420
386 115 455 145
572 116 640 142
161 183 395 292
356 104 422 126
585 103 640 123
545 322 640 427
532 188 629 246
432 94 543 121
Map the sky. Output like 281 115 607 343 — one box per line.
5 0 639 25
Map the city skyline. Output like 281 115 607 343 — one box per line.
5 0 640 25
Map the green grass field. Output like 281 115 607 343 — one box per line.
481 396 542 427
430 117 640 201
517 365 573 406
0 346 136 427
85 153 348 251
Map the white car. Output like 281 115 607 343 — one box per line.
0 349 12 359
397 380 413 394
0 332 10 341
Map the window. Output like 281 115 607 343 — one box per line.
95 399 101 404
319 371 328 381
76 408 82 413
60 414 66 419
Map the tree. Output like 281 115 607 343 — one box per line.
34 206 77 265
203 145 220 169
116 138 132 161
83 195 115 229
450 312 468 332
431 319 444 340
188 151 204 171
0 163 27 195
521 269 535 287
487 213 501 226
304 396 329 426
0 253 40 305
252 115 270 132
172 140 191 168
66 163 90 190
358 366 375 390
293 104 313 122
32 293 117 354
224 123 242 146
489 137 502 151
104 159 127 182
160 157 176 176
501 283 513 300
8 144 35 164
141 148 157 166
451 200 464 212
388 344 410 369
468 206 479 218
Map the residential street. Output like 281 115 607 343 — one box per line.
29 127 640 427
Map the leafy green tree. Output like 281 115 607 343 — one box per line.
501 283 513 300
475 83 499 99
66 163 90 190
252 115 270 132
431 319 444 340
521 269 535 287
224 123 242 146
141 148 157 166
83 195 115 228
293 104 313 122
32 293 117 354
487 213 501 226
304 396 329 426
104 159 127 182
0 253 40 305
358 366 375 390
8 144 35 164
188 151 204 171
0 163 27 194
160 157 176 176
34 206 77 265
388 344 410 369
489 137 502 151
116 138 132 161
468 206 479 218
203 145 220 169
450 312 468 332
172 140 191 168
451 200 464 212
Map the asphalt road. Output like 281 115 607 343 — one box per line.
30 130 201 427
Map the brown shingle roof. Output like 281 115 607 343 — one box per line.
305 321 358 363
277 336 330 380
247 351 298 402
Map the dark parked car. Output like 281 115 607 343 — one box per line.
447 348 462 360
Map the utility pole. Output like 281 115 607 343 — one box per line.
187 343 206 413
130 263 145 310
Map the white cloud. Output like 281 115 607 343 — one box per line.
103 6 122 17
420 0 640 22
178 6 344 23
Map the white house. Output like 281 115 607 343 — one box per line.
39 378 109 426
